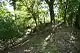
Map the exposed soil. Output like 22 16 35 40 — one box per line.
3 23 80 53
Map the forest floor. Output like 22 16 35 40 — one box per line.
7 23 80 53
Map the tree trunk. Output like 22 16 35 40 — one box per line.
75 3 80 29
49 4 55 23
12 0 16 10
75 15 80 29
64 2 67 23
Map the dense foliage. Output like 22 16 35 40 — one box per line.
0 0 80 53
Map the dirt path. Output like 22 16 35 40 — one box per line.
7 23 80 53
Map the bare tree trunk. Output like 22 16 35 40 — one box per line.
49 4 55 23
45 0 55 23
75 3 80 29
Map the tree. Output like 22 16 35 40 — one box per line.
58 0 79 26
0 1 22 52
12 0 16 9
45 0 55 23
75 2 80 28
